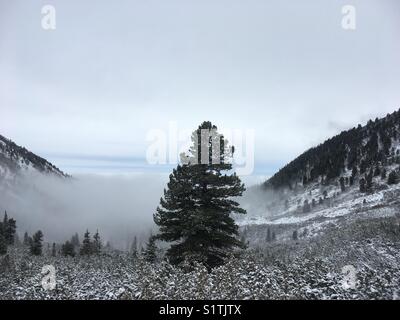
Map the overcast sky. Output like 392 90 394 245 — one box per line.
1 0 400 176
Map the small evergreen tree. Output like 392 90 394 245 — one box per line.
51 243 57 257
292 230 298 241
62 241 75 257
130 236 138 257
93 230 102 255
23 232 30 246
143 235 157 263
30 230 43 256
80 230 92 255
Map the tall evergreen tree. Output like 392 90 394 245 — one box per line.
51 243 57 257
30 230 43 256
130 236 138 257
154 121 246 268
93 230 102 255
80 229 92 255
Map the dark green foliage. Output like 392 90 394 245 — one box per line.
0 212 17 255
80 230 92 255
62 241 75 257
93 230 102 255
0 226 7 255
30 230 43 256
2 211 16 245
51 243 57 257
154 121 246 269
143 235 157 263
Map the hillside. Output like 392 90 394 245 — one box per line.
264 109 400 191
0 134 68 179
238 109 400 263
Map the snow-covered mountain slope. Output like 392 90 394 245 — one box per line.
0 134 68 181
238 109 400 247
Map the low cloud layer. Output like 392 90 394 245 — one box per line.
0 172 169 249
0 171 266 249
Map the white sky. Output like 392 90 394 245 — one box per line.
1 0 400 175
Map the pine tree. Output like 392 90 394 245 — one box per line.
23 232 30 246
80 230 92 255
62 241 75 257
51 243 57 257
292 230 298 241
130 236 138 257
1 212 16 245
30 230 43 256
143 235 157 263
154 121 246 269
93 230 102 255
0 223 7 255
71 233 80 248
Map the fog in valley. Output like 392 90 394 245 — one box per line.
0 171 268 249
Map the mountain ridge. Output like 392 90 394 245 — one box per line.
264 108 400 191
0 134 68 179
